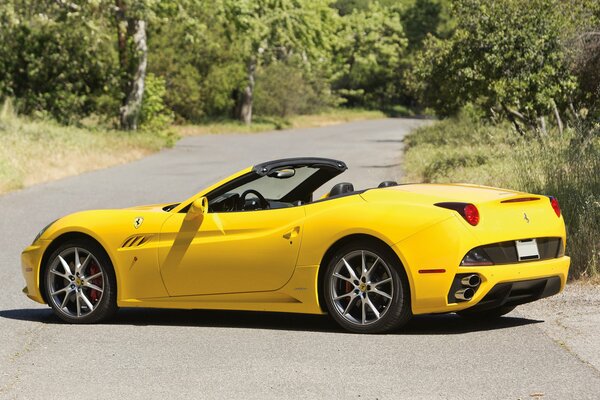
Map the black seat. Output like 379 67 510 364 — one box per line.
378 181 398 188
329 182 354 197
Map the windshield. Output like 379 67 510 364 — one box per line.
226 166 318 200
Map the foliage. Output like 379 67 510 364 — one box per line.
148 5 244 121
254 60 338 117
0 2 117 124
223 0 337 63
333 3 408 109
408 0 577 126
567 1 600 117
403 112 600 278
401 0 453 50
140 73 173 130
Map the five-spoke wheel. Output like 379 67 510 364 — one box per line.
44 240 117 323
324 241 411 333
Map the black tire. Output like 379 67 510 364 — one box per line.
43 239 117 324
323 240 411 333
457 305 516 320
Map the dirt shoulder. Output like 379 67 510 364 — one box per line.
518 282 600 374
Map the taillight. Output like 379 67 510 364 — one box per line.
463 204 480 226
549 196 561 217
434 202 480 226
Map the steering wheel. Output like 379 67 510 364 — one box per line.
239 189 269 210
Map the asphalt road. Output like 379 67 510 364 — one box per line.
1 119 599 399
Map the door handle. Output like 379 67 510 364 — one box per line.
283 226 300 240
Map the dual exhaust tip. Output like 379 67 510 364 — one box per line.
455 274 481 301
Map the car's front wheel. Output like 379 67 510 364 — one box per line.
43 239 117 323
323 240 411 333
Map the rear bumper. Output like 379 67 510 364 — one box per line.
408 255 570 315
464 276 561 312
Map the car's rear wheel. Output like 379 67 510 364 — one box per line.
323 241 411 333
44 240 117 323
456 305 516 320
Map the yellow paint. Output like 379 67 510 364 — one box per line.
21 168 570 316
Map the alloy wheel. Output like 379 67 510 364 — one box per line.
46 247 105 318
329 250 394 326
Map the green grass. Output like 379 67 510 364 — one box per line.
176 108 386 136
402 111 600 279
0 102 177 194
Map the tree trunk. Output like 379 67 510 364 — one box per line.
119 19 147 131
115 0 129 98
538 116 547 137
552 99 563 135
502 103 525 136
238 59 256 125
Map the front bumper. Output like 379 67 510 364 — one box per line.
21 241 50 304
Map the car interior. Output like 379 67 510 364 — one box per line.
174 158 399 213
208 173 398 213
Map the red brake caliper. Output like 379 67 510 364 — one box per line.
88 263 101 303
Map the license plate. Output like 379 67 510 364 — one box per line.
516 239 540 261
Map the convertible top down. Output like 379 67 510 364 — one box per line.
22 157 570 333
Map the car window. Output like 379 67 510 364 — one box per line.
227 166 318 200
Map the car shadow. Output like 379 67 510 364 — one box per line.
0 307 543 335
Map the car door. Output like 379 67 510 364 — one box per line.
157 206 305 296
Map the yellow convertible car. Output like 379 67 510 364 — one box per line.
21 157 570 333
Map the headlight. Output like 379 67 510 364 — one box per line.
32 220 57 244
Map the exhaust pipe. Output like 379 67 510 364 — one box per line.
455 288 475 301
461 274 481 288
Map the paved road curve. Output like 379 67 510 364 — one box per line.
1 119 598 399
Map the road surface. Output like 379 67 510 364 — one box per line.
1 119 598 399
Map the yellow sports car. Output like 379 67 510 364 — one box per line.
21 157 570 333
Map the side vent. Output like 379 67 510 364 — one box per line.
121 235 153 248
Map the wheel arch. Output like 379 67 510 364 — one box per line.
316 233 412 312
39 231 116 304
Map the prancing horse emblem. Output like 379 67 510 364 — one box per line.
523 213 530 224
133 217 144 229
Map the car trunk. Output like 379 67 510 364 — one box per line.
363 183 566 245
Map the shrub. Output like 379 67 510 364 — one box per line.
140 73 173 131
254 62 336 118
403 112 600 278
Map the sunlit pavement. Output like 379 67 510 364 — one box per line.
1 119 598 399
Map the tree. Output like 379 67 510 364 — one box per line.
401 0 452 51
223 0 337 124
409 0 576 134
568 1 600 115
333 3 407 109
0 1 117 123
114 1 150 130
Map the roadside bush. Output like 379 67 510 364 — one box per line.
403 112 600 278
0 13 117 124
514 123 600 278
140 73 173 131
254 62 336 118
0 99 176 194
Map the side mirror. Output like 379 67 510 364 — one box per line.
185 196 208 222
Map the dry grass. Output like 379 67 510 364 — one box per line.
176 108 386 136
402 111 600 279
0 105 384 195
0 102 175 194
